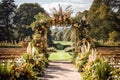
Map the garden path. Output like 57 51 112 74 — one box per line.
41 60 82 80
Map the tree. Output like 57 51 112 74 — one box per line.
103 0 120 10
56 31 63 41
13 3 46 42
0 0 16 41
62 28 73 41
14 3 45 26
47 29 54 47
51 28 59 40
87 0 120 41
108 31 120 41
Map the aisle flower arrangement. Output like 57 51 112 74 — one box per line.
0 52 48 80
0 60 36 80
75 43 90 72
74 42 120 80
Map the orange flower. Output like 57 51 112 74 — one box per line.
15 68 19 72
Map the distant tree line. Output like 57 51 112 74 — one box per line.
51 27 74 41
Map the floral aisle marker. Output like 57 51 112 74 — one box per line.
74 42 120 80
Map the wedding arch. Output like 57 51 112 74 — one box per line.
30 5 90 56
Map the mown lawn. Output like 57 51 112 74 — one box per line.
49 50 71 61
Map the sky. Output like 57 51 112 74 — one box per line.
14 0 94 15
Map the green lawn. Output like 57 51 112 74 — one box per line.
48 50 71 61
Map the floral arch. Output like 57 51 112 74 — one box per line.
30 5 90 57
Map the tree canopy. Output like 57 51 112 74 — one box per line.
13 3 46 42
0 0 16 41
87 0 120 41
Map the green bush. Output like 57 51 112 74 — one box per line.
56 43 64 50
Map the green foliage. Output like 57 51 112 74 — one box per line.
94 40 120 46
62 28 72 41
14 3 45 26
0 49 49 80
74 43 119 80
56 43 64 50
108 31 120 42
87 0 120 41
47 29 54 47
75 51 90 72
75 43 91 72
75 10 88 21
0 0 16 42
53 41 72 50
51 27 75 41
0 61 11 80
34 13 51 22
31 13 51 30
54 41 73 46
31 13 54 47
70 52 77 63
82 58 114 80
0 60 36 80
51 28 59 40
31 53 48 76
56 31 63 41
94 58 113 80
13 3 46 42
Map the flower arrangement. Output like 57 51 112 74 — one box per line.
74 42 120 80
0 60 36 80
0 51 48 80
82 57 114 80
75 42 91 72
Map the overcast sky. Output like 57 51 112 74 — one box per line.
14 0 94 15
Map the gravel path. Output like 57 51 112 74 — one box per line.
41 61 82 80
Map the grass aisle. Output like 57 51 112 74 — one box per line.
48 50 71 61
